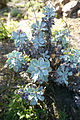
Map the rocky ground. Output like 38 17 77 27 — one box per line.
66 18 80 50
55 17 80 50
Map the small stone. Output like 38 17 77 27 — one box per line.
55 6 62 14
77 10 80 17
54 1 62 15
62 1 80 17
62 1 78 13
59 0 70 5
78 90 80 94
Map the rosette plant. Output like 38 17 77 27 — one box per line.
42 5 56 27
56 65 72 86
32 21 47 34
18 83 44 105
27 57 52 84
52 29 70 48
60 48 80 68
7 50 25 72
12 30 28 48
32 31 45 50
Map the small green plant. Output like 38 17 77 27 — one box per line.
59 110 67 120
3 12 8 16
0 19 8 40
51 29 70 49
60 48 80 68
26 0 44 12
6 20 18 34
5 93 47 120
11 8 22 17
17 13 24 19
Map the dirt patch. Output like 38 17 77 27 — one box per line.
66 18 80 50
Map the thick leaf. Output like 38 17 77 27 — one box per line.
26 114 29 118
42 69 48 76
30 98 37 105
68 71 72 76
32 73 39 83
31 59 38 66
37 94 44 101
27 65 35 73
20 115 25 119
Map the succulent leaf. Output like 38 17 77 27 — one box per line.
56 65 73 86
12 30 28 48
7 50 25 72
27 57 52 83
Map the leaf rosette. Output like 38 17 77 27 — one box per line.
27 57 52 84
7 50 25 72
18 83 44 105
12 30 28 48
60 48 80 68
56 65 72 86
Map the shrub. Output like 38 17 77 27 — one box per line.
5 3 80 119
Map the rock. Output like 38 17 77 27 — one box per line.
54 1 62 15
56 6 62 14
77 10 80 17
62 1 80 17
59 0 70 5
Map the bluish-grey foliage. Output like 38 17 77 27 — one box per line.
18 83 44 105
12 30 28 48
51 29 70 48
31 21 48 50
32 31 45 49
40 50 50 60
32 21 47 34
56 65 72 86
7 50 25 72
60 48 80 68
51 29 70 49
27 57 52 84
43 5 56 20
42 5 56 29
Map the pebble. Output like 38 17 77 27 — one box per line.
77 10 80 17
